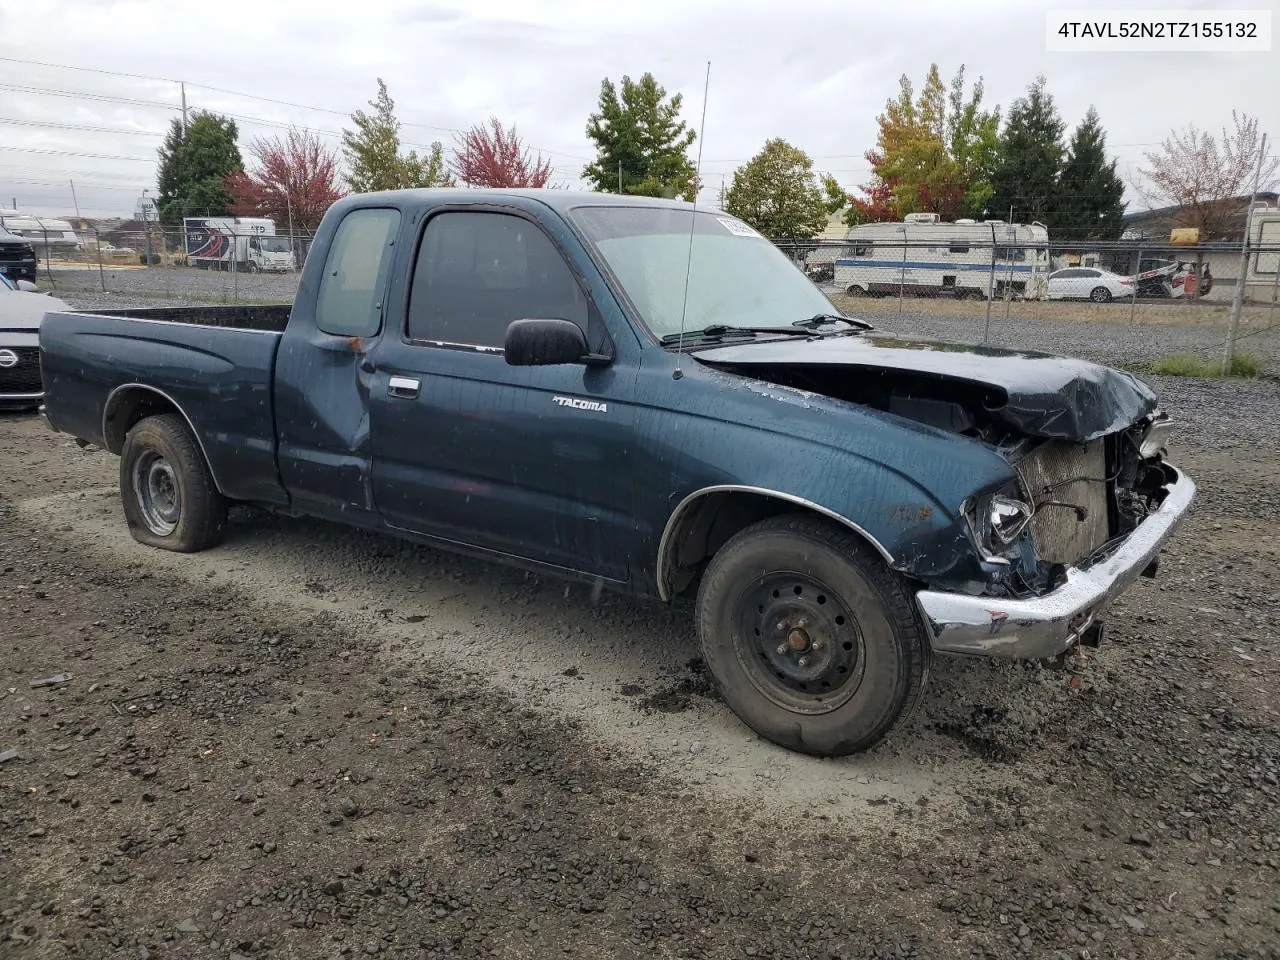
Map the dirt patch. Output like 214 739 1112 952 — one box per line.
3 410 1280 958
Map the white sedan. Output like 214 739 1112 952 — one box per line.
1046 267 1135 303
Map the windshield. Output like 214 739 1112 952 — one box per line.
259 237 291 253
570 206 838 341
0 272 14 291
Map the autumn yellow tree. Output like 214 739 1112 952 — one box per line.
852 65 999 223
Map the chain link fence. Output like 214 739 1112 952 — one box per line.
774 234 1280 373
13 217 1280 376
30 226 310 305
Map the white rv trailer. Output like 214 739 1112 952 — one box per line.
832 213 1050 300
1246 204 1280 291
0 213 83 258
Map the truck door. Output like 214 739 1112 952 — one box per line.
368 208 636 582
275 206 401 522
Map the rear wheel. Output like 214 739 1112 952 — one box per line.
695 515 930 756
1090 286 1113 303
120 414 227 552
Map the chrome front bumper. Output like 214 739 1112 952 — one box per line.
916 465 1195 659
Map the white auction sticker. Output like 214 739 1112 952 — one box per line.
717 216 762 238
1046 10 1271 51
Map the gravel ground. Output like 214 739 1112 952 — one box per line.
46 267 300 306
4 288 1279 958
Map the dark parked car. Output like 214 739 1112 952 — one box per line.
0 226 39 285
37 190 1195 756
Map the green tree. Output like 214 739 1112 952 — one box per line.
403 141 455 189
723 139 829 240
155 111 243 225
853 64 998 224
342 79 454 192
583 73 697 201
988 75 1065 223
1055 107 1126 240
821 173 848 214
946 66 1002 219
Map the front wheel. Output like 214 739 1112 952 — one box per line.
695 515 931 756
120 414 227 552
1090 286 1113 303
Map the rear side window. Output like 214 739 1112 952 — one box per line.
315 208 401 337
407 212 589 348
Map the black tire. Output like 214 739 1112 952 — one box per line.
845 284 866 298
120 413 227 552
1090 286 1113 303
695 515 930 756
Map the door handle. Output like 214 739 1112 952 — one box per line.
387 376 421 399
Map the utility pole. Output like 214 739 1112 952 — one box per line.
141 189 154 266
69 180 81 220
618 161 622 194
180 82 188 135
1223 132 1267 374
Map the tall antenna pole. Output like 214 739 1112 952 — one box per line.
180 82 188 135
69 180 81 220
673 60 711 380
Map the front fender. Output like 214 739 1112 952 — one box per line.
657 423 1004 595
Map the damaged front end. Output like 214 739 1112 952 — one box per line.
963 410 1181 601
920 410 1194 658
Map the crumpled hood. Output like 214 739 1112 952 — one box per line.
692 332 1158 441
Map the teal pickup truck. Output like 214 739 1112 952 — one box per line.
38 189 1194 756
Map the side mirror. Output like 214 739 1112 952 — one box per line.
505 318 601 366
15 279 40 292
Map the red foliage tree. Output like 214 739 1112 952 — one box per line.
226 127 346 232
451 117 553 188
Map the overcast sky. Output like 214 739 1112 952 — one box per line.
1 0 1276 220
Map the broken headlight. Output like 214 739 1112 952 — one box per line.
964 489 1034 562
1139 412 1174 459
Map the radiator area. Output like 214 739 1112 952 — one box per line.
1016 439 1110 566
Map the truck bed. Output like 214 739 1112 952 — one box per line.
39 305 290 506
87 303 293 332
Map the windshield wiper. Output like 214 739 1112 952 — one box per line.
791 313 873 331
658 324 808 345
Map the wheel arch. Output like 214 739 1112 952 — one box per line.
103 384 224 494
655 485 896 602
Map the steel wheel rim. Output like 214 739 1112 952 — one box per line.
133 451 181 536
733 572 867 715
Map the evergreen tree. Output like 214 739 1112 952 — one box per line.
155 111 243 225
723 139 829 240
1056 107 1126 240
988 75 1065 223
583 73 697 201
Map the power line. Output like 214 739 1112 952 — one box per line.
0 116 166 137
0 58 592 162
0 145 156 163
0 55 179 85
0 82 179 112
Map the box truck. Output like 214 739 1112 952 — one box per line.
183 217 294 272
